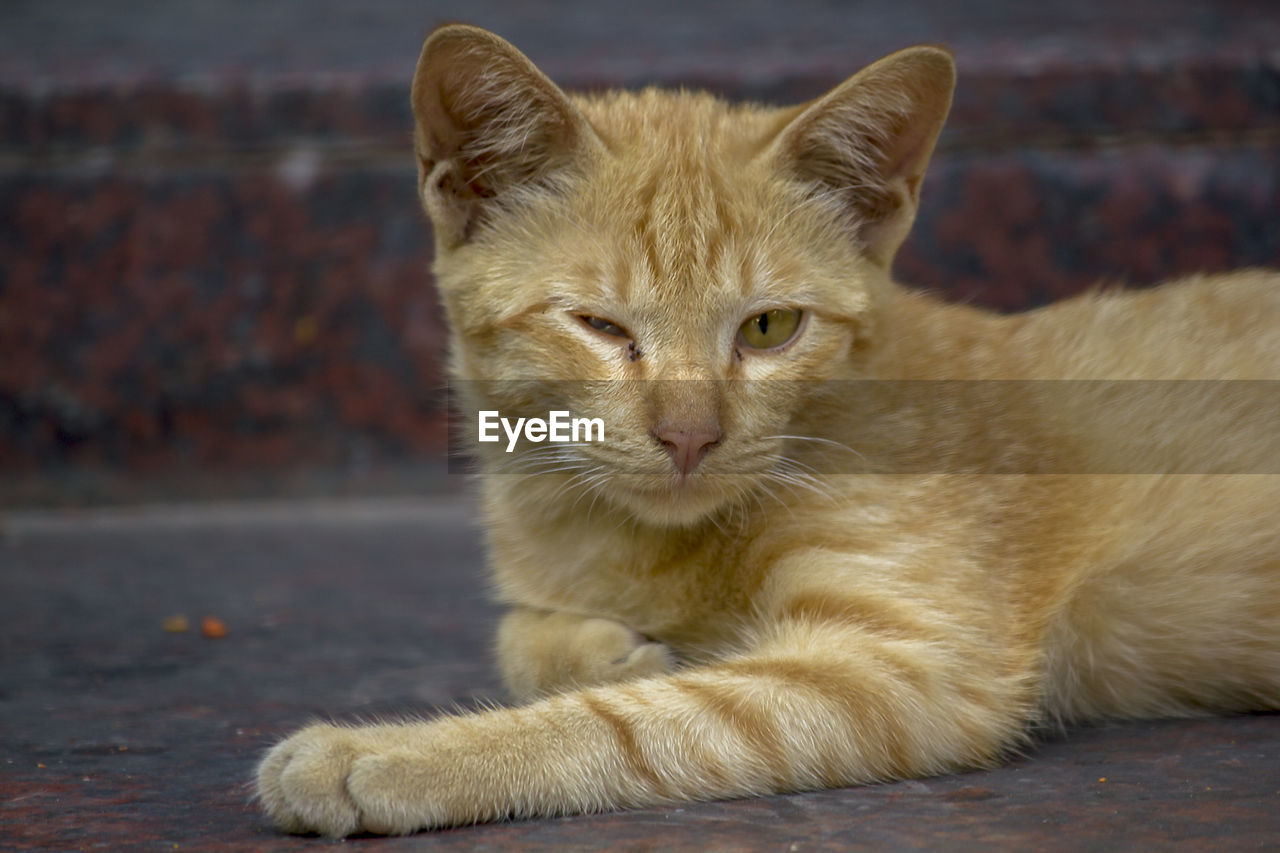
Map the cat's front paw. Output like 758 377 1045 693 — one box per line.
573 618 675 687
257 723 363 836
500 612 675 699
256 723 445 837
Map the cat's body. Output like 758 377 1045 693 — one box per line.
256 25 1280 836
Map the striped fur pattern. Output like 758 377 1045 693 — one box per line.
256 24 1280 835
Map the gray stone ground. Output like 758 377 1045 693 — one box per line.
3 498 1279 849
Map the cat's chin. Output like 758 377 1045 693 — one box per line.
611 476 739 528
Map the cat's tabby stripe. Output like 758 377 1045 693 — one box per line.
780 591 942 639
578 692 671 796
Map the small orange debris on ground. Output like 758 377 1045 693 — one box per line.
200 616 228 638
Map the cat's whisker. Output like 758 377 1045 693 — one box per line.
720 485 747 529
501 443 601 476
751 477 796 519
585 483 608 522
769 467 832 503
584 475 628 524
566 468 608 514
756 455 834 511
541 473 586 505
763 433 866 461
515 469 590 483
568 470 614 514
704 506 731 537
728 481 763 533
510 458 591 475
771 455 826 484
551 467 610 506
769 455 823 484
503 453 588 473
723 474 772 521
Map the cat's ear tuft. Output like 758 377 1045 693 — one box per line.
411 25 599 247
770 46 955 267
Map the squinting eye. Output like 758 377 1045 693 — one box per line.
579 315 630 338
738 308 803 350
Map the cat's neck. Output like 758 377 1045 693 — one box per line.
870 284 1023 380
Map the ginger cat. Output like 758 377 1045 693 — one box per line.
256 24 1280 836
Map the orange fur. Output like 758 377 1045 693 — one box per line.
256 24 1280 836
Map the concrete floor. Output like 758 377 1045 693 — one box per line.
3 497 1278 850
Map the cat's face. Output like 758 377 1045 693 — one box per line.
414 26 953 525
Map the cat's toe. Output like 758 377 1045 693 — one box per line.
256 724 363 837
347 749 448 834
621 640 675 678
575 618 674 684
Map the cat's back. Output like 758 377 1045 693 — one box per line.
1013 269 1280 380
1000 270 1280 477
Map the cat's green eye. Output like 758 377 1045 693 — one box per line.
738 308 803 351
579 315 630 339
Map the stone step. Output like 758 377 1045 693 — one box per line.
2 0 1278 503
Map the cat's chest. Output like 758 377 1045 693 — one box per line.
487 515 761 651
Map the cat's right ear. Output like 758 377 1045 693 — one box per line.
411 25 600 248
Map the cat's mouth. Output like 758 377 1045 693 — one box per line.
610 470 739 526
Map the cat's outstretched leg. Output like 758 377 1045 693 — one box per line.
495 607 675 700
256 607 1032 836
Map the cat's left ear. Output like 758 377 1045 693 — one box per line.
769 46 955 267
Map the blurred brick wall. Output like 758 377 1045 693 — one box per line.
2 1 1278 506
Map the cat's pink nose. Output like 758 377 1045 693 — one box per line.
653 421 722 476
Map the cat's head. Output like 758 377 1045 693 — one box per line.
412 25 953 526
